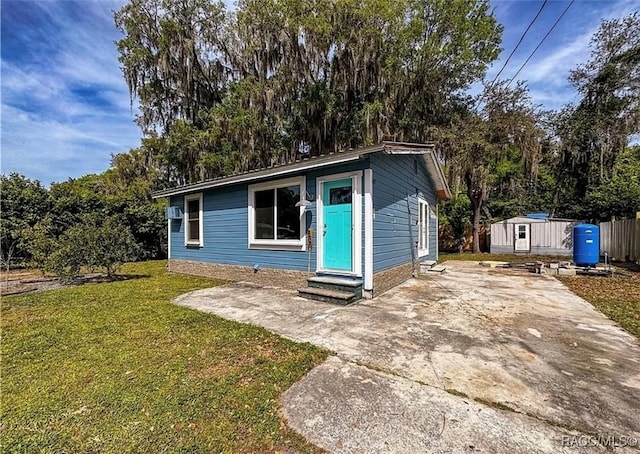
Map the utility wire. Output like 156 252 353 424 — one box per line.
488 0 549 88
506 0 575 88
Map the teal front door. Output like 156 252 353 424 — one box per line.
322 178 353 271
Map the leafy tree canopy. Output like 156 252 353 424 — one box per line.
115 0 503 184
0 173 50 262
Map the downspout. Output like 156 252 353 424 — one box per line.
167 217 171 265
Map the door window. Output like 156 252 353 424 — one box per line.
329 186 352 205
518 225 527 239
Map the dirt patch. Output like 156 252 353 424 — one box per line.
0 269 121 297
557 262 640 339
0 269 63 296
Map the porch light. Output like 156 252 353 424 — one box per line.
295 191 314 208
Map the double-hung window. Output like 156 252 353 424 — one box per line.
184 193 203 246
248 176 305 250
418 198 429 257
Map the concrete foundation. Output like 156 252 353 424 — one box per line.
372 262 414 297
170 259 417 297
168 259 309 289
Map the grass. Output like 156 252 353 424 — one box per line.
440 252 640 340
558 263 640 340
1 261 327 453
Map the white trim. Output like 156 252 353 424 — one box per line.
364 169 373 290
384 150 428 155
316 171 363 277
418 197 429 257
514 223 531 252
247 176 306 251
433 204 439 259
423 152 452 200
184 193 204 247
167 218 171 259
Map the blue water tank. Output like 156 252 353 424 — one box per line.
573 224 600 267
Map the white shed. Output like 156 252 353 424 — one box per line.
490 214 578 255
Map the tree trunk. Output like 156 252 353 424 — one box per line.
464 172 485 254
471 202 481 253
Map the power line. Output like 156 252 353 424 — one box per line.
506 0 575 88
489 0 549 87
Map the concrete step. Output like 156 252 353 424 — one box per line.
419 261 444 274
307 275 363 299
298 286 359 305
308 275 362 287
428 265 446 273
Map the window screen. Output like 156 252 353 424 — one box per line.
276 186 300 239
255 189 275 239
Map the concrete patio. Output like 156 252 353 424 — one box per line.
174 261 640 453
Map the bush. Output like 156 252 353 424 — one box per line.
46 217 140 282
21 218 58 276
47 237 85 283
440 195 472 253
87 217 141 277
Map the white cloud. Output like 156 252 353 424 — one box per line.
490 0 639 110
518 32 591 87
1 102 140 185
1 0 139 184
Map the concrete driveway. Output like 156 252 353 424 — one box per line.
174 261 640 453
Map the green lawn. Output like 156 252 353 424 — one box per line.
558 263 640 340
1 261 327 453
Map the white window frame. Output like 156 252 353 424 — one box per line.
418 197 429 257
184 193 204 247
247 176 306 251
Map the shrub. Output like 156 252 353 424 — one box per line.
21 218 58 276
46 216 140 282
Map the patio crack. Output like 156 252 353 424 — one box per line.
339 354 625 451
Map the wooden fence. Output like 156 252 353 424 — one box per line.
439 224 489 253
599 216 640 262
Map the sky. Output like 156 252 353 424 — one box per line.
1 0 638 186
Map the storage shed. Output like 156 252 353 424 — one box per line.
490 214 578 256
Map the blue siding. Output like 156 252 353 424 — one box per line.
168 153 440 278
169 161 368 272
369 153 438 273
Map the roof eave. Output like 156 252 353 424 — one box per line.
151 142 450 200
151 145 384 199
423 152 451 201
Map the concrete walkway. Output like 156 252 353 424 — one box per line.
174 261 640 453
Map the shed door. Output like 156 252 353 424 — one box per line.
514 224 530 252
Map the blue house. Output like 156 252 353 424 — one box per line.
152 142 451 301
